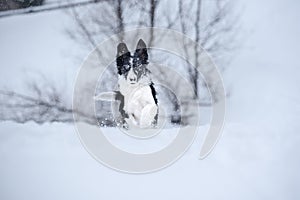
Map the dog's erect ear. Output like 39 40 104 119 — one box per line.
117 42 129 57
116 43 131 74
135 39 148 64
136 39 146 50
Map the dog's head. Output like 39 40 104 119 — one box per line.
116 39 149 85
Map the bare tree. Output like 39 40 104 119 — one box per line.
177 0 239 101
0 0 239 125
0 83 95 125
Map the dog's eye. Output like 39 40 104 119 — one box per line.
124 65 130 70
134 66 144 74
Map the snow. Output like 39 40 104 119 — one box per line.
1 0 300 199
0 122 299 200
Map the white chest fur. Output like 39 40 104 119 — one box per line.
118 76 157 127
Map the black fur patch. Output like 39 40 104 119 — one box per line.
150 82 158 105
115 91 128 119
116 39 149 80
134 39 148 64
150 82 158 125
116 52 131 76
116 42 131 76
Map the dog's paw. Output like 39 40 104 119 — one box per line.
140 104 158 128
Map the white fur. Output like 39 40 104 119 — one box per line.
118 75 158 128
94 75 158 128
140 104 158 128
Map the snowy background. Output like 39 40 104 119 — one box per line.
0 0 300 199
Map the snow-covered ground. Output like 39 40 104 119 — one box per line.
1 0 300 199
1 121 299 200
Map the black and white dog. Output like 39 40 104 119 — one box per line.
95 39 158 128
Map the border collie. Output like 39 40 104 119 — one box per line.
95 39 158 129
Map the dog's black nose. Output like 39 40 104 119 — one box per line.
129 78 136 81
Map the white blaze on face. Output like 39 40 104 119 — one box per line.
127 67 137 84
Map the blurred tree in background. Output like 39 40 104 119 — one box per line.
0 0 240 125
0 0 44 11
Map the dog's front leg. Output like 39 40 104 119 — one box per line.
114 91 129 129
128 113 139 126
140 104 158 128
